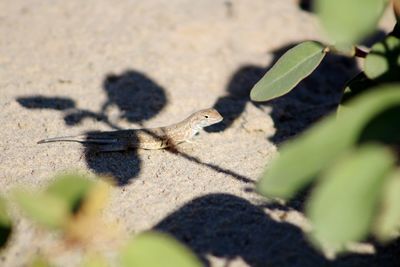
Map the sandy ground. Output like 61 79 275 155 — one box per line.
1 0 399 266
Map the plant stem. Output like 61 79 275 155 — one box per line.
354 47 368 58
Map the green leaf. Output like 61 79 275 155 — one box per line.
375 169 400 241
46 174 94 214
0 197 12 249
316 0 387 45
307 145 395 253
14 190 69 229
250 41 326 101
257 84 400 198
364 35 400 80
120 232 202 267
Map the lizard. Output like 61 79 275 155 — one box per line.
37 108 223 151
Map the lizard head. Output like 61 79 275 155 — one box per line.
191 108 223 128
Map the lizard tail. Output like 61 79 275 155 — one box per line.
37 132 131 152
38 135 92 144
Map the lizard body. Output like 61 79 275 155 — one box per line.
38 108 223 151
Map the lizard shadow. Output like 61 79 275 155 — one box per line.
82 130 142 186
16 70 167 185
206 42 359 143
153 193 400 267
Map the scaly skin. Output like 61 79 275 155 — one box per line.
38 108 223 151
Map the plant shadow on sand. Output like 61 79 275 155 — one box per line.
16 69 253 185
154 193 400 267
15 39 400 266
81 71 167 185
178 39 400 266
17 70 167 185
206 41 359 144
16 42 360 185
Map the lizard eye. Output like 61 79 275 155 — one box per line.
204 115 209 118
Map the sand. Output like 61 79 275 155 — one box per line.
1 0 398 266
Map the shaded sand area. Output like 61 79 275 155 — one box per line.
1 0 399 266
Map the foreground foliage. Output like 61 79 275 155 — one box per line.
0 174 202 267
251 0 400 255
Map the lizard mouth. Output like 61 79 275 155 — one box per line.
213 115 223 123
211 109 224 123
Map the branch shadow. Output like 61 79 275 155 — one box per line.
207 42 359 143
153 193 400 267
16 70 167 185
167 148 254 184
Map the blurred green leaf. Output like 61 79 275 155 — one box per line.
358 105 400 145
257 116 351 198
316 0 387 45
0 197 12 249
257 85 400 198
30 256 52 267
307 145 395 253
365 35 400 80
120 232 202 267
250 41 326 101
81 253 109 267
375 169 400 241
46 174 94 214
14 190 69 229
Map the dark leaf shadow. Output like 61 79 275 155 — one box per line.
154 193 400 267
16 96 75 110
100 71 167 125
207 42 358 143
154 193 325 267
